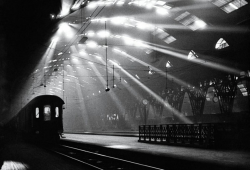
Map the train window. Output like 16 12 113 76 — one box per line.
35 107 39 118
44 105 51 121
55 107 59 118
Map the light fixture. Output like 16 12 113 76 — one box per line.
148 66 153 75
86 30 95 37
156 7 169 15
86 41 98 48
97 30 110 38
50 14 56 19
111 16 126 25
166 61 172 89
194 20 207 29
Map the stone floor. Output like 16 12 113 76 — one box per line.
63 133 250 170
1 132 250 170
0 134 90 170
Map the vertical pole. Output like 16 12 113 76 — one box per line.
160 125 163 142
199 124 202 145
62 61 64 101
105 21 108 90
166 67 168 89
44 50 47 95
44 69 46 94
113 65 114 88
172 78 174 90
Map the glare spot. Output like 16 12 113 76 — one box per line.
97 30 110 38
111 16 126 25
86 41 98 48
123 36 134 45
87 2 98 9
105 145 132 149
156 7 169 15
1 161 29 170
100 18 108 23
59 22 68 30
52 37 59 42
136 22 148 29
79 50 87 56
87 30 95 37
146 3 154 9
194 20 207 29
116 0 125 6
156 1 166 6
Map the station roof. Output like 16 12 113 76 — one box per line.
1 0 250 120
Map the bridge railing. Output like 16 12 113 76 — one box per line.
138 123 233 148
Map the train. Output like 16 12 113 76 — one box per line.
6 95 65 143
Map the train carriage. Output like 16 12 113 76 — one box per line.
7 95 65 143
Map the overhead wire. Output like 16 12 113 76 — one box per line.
35 2 227 100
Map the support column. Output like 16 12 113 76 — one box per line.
187 85 207 116
166 87 185 112
237 75 250 112
214 74 238 114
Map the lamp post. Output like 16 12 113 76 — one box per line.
166 61 172 90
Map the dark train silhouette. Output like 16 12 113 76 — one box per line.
6 95 65 143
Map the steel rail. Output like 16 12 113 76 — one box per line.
60 144 165 170
53 150 103 170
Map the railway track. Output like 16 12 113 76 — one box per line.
40 139 246 170
49 143 165 170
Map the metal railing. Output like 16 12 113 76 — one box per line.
138 123 233 148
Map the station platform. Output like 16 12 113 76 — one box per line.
1 132 250 170
0 133 90 170
62 132 250 170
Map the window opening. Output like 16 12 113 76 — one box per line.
55 107 59 117
187 50 198 60
215 38 229 49
35 107 39 118
211 0 248 13
44 105 51 121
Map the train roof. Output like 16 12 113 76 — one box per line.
28 95 65 106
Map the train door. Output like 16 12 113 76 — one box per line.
44 105 51 121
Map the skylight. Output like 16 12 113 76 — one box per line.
215 38 229 49
116 1 125 6
175 12 207 31
128 0 172 15
166 61 172 68
153 28 176 44
188 50 199 60
210 0 248 13
91 17 176 44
